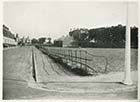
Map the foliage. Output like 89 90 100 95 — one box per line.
47 37 52 43
131 26 138 48
38 37 46 44
69 24 138 48
31 38 38 44
69 29 89 47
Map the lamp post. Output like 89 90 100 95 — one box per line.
123 2 133 85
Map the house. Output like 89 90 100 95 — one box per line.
3 25 17 47
57 35 74 47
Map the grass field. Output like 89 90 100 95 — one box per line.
84 48 138 72
40 46 138 73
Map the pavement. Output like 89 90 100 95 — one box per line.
3 46 138 99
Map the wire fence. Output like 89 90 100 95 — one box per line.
37 46 108 74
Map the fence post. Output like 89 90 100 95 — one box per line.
80 50 82 68
85 50 87 72
68 49 71 64
67 49 69 63
75 50 77 67
63 49 65 63
71 50 73 66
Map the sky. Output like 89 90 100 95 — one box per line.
3 1 138 41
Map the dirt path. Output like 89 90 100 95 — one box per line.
3 46 32 81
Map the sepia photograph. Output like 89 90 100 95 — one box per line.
1 0 139 100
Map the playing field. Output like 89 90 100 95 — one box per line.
84 48 138 72
41 47 138 73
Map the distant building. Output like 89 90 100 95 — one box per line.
69 28 88 36
53 40 63 47
43 37 53 46
57 35 74 47
15 34 20 42
19 36 31 46
69 28 89 47
25 36 31 44
3 25 17 47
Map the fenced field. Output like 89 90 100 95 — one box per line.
85 48 138 72
36 46 138 75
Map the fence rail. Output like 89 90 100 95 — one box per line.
36 46 108 74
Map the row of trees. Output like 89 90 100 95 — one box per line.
69 24 138 48
31 37 52 45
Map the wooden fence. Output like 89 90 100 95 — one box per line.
37 46 108 74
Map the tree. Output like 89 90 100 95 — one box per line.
38 37 46 44
131 26 138 48
47 37 52 44
88 24 126 48
31 38 38 44
69 25 138 48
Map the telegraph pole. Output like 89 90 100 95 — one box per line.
123 2 133 85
